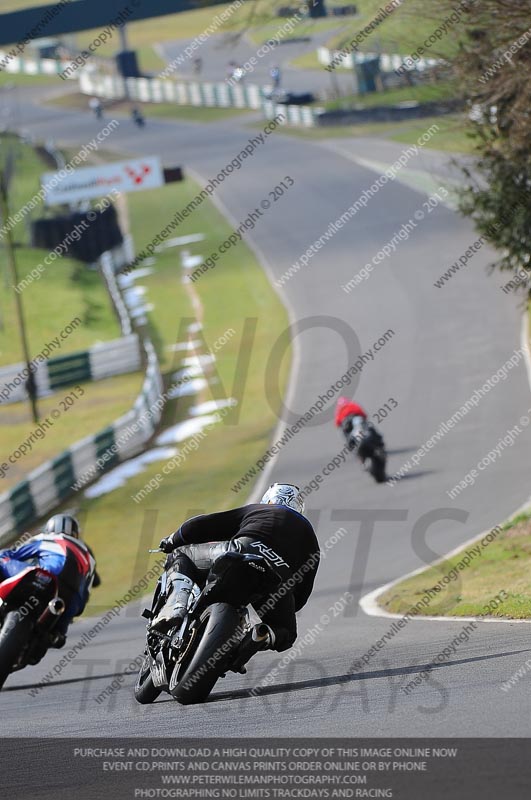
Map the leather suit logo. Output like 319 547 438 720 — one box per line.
249 542 288 568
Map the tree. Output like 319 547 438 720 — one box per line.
431 0 531 278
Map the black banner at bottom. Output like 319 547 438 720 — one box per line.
2 738 529 799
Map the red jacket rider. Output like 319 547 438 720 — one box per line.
335 397 367 427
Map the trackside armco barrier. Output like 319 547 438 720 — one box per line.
0 50 78 78
79 71 322 127
79 71 264 110
262 100 323 128
0 244 164 543
100 237 136 334
0 335 142 406
316 46 440 73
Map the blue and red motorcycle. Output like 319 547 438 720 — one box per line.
0 565 66 689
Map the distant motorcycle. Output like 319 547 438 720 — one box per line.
135 546 282 705
348 417 387 483
132 108 145 127
0 566 66 689
89 98 103 119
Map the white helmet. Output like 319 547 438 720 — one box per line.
260 483 305 515
45 514 80 539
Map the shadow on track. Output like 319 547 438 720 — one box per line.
197 647 531 704
3 671 137 692
386 447 421 456
387 469 437 483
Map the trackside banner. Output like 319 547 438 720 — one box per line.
2 738 530 799
41 156 164 204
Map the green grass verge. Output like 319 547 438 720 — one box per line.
247 17 339 47
143 103 252 122
50 173 290 614
1 0 48 9
263 113 474 154
378 511 531 619
0 135 121 368
135 45 167 74
289 50 322 70
0 372 143 491
0 257 121 365
389 114 473 153
326 0 464 58
292 0 466 69
0 71 59 87
322 81 455 110
46 91 252 122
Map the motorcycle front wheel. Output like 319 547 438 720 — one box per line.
134 652 162 705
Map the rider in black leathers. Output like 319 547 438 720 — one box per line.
156 483 320 667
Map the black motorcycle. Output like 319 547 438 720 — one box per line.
134 548 282 705
349 418 387 483
0 566 66 689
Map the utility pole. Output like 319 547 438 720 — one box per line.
0 160 39 423
118 23 130 100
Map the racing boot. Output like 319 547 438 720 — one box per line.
151 574 195 633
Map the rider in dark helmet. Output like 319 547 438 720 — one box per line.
0 514 100 649
155 483 320 672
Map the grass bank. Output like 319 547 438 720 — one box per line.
322 81 455 110
378 510 531 620
0 133 121 368
292 0 465 69
265 113 474 154
0 373 143 491
0 71 58 87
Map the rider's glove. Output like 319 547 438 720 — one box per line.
159 537 174 554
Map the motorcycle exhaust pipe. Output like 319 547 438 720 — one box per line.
232 624 274 672
37 597 65 626
48 598 66 616
252 623 273 645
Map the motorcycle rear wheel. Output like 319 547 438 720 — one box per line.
370 450 387 483
0 611 32 690
170 603 244 705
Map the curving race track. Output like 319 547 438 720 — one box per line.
2 87 531 739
